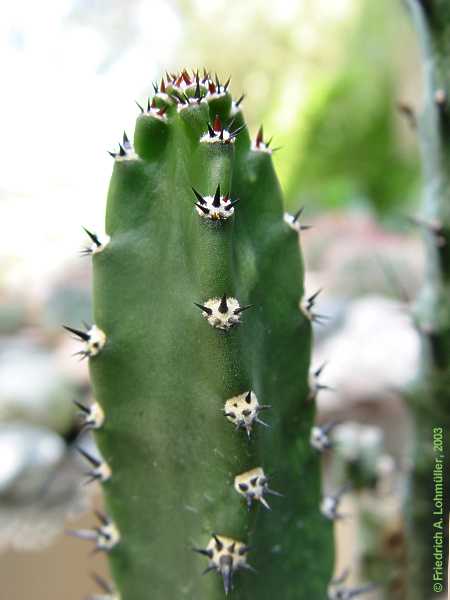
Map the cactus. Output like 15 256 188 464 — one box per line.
67 70 334 599
405 3 450 598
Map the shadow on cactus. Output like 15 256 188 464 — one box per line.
66 69 336 599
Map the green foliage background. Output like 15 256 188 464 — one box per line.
175 0 421 216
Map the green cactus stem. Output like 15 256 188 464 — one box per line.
71 70 334 599
404 3 450 597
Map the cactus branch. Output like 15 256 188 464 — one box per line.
405 2 450 596
73 70 334 599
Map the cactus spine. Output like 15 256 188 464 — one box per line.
405 3 450 597
71 71 334 599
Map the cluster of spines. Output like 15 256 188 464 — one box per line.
107 132 135 160
67 510 120 554
223 391 271 437
234 467 282 510
192 184 239 221
251 125 280 154
63 324 106 360
192 534 254 595
135 97 168 119
201 114 246 144
63 309 115 598
76 445 111 485
194 293 253 331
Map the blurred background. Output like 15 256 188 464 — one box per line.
0 0 428 598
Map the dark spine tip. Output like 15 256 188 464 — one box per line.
234 304 253 315
63 325 90 341
194 303 212 316
245 391 252 404
82 227 101 247
192 187 206 205
212 533 224 551
293 206 304 223
135 100 144 113
195 79 201 99
73 399 90 414
314 361 327 377
235 94 245 107
193 547 213 558
218 294 228 314
195 203 210 215
308 288 323 306
76 446 101 467
182 69 191 85
212 184 221 207
225 198 239 211
256 125 264 147
207 123 216 138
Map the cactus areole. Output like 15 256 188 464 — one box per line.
74 70 333 599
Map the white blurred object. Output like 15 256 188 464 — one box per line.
315 295 419 409
0 422 64 495
0 423 89 551
333 422 383 463
0 338 75 432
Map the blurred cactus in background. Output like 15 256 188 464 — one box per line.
404 1 450 598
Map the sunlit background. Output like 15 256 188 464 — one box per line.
0 0 428 598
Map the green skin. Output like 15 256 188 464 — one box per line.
405 2 450 598
89 81 333 599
